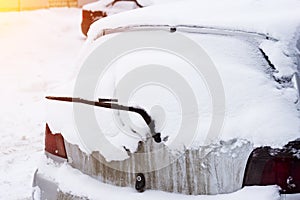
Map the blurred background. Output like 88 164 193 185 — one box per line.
0 0 96 11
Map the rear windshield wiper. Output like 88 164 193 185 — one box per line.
46 96 161 143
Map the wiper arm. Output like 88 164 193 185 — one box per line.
46 96 161 143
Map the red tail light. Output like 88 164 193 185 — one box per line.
243 140 300 194
45 123 67 159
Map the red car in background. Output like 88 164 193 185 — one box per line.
81 0 144 36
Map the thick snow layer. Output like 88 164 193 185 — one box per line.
0 8 84 199
63 0 300 161
38 155 281 200
47 32 300 161
88 0 300 42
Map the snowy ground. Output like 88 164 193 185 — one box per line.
0 8 84 199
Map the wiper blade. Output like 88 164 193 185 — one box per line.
46 96 161 143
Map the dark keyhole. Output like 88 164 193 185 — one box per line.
135 173 146 192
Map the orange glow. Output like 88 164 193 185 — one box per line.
0 0 19 11
0 0 49 12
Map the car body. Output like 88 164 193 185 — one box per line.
33 0 300 199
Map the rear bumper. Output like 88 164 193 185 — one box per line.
32 169 87 200
32 152 300 200
32 152 81 200
32 152 66 200
32 162 90 199
32 169 59 200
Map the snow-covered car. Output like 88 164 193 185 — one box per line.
33 0 300 199
81 0 144 36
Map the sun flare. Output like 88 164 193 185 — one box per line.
0 0 50 11
0 0 20 11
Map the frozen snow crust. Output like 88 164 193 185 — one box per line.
63 138 253 195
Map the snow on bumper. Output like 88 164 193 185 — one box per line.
32 155 282 200
32 154 87 200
